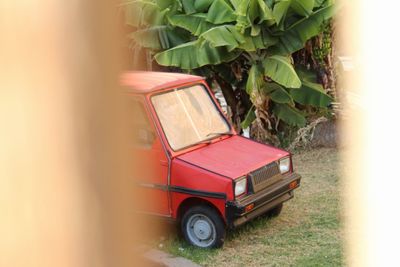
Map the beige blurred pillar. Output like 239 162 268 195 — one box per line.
342 0 400 266
0 1 141 267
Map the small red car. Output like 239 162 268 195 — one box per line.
122 71 301 248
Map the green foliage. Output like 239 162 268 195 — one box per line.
272 1 291 26
181 0 196 14
155 40 241 69
271 4 335 55
122 0 335 133
194 0 213 12
128 26 190 50
292 66 333 107
201 26 245 51
312 21 333 67
168 14 214 36
273 103 306 126
290 80 332 107
235 0 275 35
263 55 301 88
264 83 294 104
207 0 237 24
241 105 256 128
246 63 264 94
291 0 315 17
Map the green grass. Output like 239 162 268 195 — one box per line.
159 148 344 266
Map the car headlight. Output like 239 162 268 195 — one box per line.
235 177 247 197
279 157 291 174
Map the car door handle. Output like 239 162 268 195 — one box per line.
160 160 168 166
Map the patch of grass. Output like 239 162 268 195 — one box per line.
161 148 344 266
163 238 219 263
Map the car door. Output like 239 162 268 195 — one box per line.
130 96 170 216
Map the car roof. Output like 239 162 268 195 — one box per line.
121 71 204 94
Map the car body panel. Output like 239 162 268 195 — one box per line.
121 71 204 93
177 135 289 179
169 158 232 220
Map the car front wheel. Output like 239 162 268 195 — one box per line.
181 205 225 248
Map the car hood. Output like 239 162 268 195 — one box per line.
176 135 289 179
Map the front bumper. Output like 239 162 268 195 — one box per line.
225 172 301 228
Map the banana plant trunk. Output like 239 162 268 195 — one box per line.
214 73 240 130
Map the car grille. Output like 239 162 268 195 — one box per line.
249 162 282 192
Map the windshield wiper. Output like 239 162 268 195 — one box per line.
194 132 233 147
196 139 213 145
206 132 234 137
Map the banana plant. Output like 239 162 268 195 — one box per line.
121 0 335 134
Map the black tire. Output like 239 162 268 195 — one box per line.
181 205 225 248
266 203 283 217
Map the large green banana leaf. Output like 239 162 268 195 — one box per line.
273 103 306 126
290 80 332 107
291 4 334 41
201 25 245 51
273 0 315 26
241 105 256 128
168 13 214 36
295 65 318 82
272 4 334 54
206 0 237 24
263 55 301 88
154 40 241 69
237 28 278 51
314 0 335 8
194 0 214 12
273 0 291 26
238 35 265 51
122 0 162 27
291 0 315 17
236 0 274 23
290 66 332 107
229 0 241 9
128 26 190 50
246 64 265 94
236 0 275 34
181 0 197 14
154 0 181 11
263 82 294 104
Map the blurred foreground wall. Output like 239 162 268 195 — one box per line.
0 1 142 266
341 0 400 266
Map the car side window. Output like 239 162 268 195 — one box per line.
130 99 155 149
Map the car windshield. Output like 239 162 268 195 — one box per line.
151 84 230 151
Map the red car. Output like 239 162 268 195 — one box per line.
123 71 301 248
